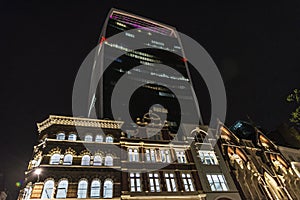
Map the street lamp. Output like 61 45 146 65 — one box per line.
35 168 42 182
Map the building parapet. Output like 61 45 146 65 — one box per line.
37 115 124 133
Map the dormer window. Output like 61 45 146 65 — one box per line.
68 134 77 141
106 136 113 143
84 135 93 142
56 133 65 140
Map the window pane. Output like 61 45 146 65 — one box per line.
77 180 88 198
50 154 61 165
81 155 90 166
95 135 103 142
85 135 93 142
63 154 73 165
56 180 68 198
166 179 171 191
93 155 102 166
41 180 54 199
68 134 76 141
103 180 113 198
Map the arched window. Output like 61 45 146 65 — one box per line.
95 135 103 142
128 149 139 162
90 179 101 198
85 135 93 142
93 155 102 166
106 136 113 143
68 134 77 141
41 180 54 199
50 154 61 165
56 133 65 140
103 179 113 198
56 179 68 198
81 155 90 166
77 180 88 198
105 156 113 166
23 185 32 200
63 154 73 165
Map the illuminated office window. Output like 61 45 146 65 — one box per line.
198 151 218 165
161 150 171 163
49 154 61 165
63 154 73 165
206 174 228 191
181 173 195 192
56 179 68 199
130 173 141 192
41 180 54 199
95 135 103 142
103 179 113 198
90 179 101 198
93 155 102 166
105 155 113 166
84 135 93 142
165 173 177 192
149 173 160 192
68 134 77 141
56 133 65 140
128 149 139 162
77 180 88 198
176 151 187 163
81 155 90 166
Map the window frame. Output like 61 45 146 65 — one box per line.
105 155 113 166
164 172 177 192
90 179 101 198
198 150 218 165
103 179 113 198
206 174 229 191
106 135 114 143
130 173 141 192
176 150 187 163
77 180 88 198
68 134 77 141
93 155 103 166
41 180 55 199
95 135 104 142
84 135 93 142
63 154 73 165
56 133 65 140
56 179 68 199
49 154 61 165
81 155 91 166
181 173 195 192
148 172 161 192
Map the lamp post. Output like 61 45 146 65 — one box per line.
35 168 42 182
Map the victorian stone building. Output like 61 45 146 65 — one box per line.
17 115 242 200
218 121 300 200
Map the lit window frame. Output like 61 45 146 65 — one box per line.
148 172 161 192
164 172 177 192
198 151 218 165
181 173 195 192
206 174 229 191
130 173 141 192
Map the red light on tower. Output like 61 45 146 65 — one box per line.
100 36 107 44
182 57 188 62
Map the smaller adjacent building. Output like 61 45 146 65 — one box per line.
218 121 300 200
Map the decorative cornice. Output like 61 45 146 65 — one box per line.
37 115 124 133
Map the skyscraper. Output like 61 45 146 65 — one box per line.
88 9 202 132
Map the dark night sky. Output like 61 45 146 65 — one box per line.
1 0 300 199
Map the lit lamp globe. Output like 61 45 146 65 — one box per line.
35 168 42 182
